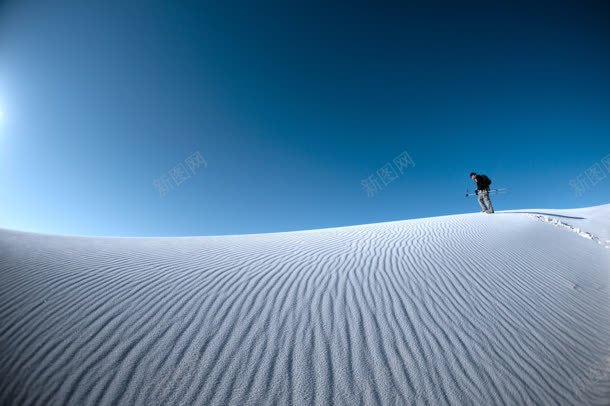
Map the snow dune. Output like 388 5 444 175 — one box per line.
1 205 609 405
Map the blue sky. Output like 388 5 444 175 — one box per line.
0 0 609 237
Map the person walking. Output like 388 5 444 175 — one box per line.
470 172 494 213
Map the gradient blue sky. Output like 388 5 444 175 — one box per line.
0 0 609 237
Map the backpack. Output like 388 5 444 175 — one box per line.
479 175 492 188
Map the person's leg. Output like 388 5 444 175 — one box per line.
484 191 494 213
477 192 488 212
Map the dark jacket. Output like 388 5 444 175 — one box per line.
474 174 491 192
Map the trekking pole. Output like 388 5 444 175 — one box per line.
465 188 508 197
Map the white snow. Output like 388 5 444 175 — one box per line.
1 205 609 405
